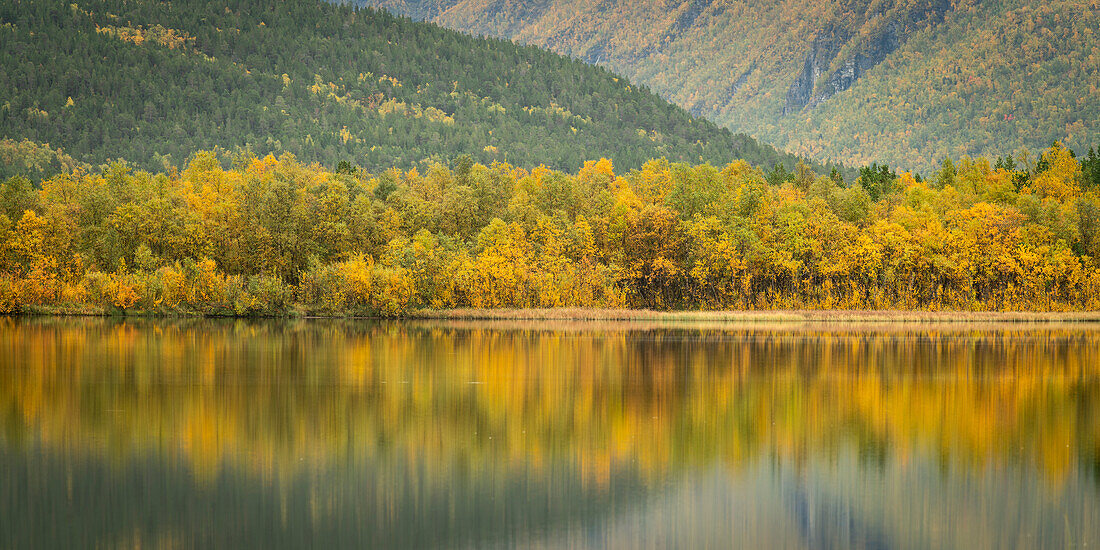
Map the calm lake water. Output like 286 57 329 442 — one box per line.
1 317 1098 549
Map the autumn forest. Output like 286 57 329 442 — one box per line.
5 0 1100 547
3 142 1100 316
2 0 1100 317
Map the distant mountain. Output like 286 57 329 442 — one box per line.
360 0 1100 173
0 0 827 174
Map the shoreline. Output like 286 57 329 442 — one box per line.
405 308 1100 323
9 307 1100 323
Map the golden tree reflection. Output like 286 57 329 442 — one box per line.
1 318 1098 487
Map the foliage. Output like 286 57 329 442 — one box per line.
3 143 1100 315
0 138 85 182
365 0 1100 173
0 0 827 177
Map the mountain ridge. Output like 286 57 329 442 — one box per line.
0 0 833 176
360 0 1100 173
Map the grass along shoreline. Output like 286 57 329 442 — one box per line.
406 308 1100 323
12 306 1100 323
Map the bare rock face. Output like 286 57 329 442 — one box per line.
784 0 952 115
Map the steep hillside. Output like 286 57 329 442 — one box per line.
362 0 1100 173
0 0 819 174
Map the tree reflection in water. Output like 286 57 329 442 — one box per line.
1 318 1098 548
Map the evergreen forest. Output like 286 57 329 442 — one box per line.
0 0 819 176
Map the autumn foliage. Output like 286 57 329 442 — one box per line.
3 143 1100 316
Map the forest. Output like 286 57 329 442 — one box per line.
3 143 1100 316
0 0 823 175
365 0 1100 173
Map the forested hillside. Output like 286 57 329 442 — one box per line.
362 0 1100 173
4 144 1100 315
0 0 815 175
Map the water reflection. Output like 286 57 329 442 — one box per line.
1 317 1098 548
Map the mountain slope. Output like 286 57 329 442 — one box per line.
361 0 1100 173
0 0 821 174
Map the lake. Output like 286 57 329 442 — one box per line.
1 317 1098 548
